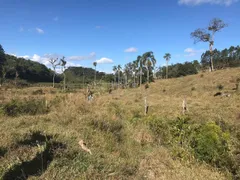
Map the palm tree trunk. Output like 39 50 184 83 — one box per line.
166 61 168 79
53 73 55 88
63 73 66 91
140 67 142 87
147 67 149 84
118 71 120 88
94 66 96 86
133 74 136 87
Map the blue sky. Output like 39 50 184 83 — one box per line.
1 0 240 73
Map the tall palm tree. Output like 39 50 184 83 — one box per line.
163 53 171 79
132 60 138 87
136 56 143 87
117 65 122 88
142 52 156 83
93 62 97 86
113 65 117 86
60 56 67 91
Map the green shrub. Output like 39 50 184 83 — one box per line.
1 98 49 116
148 116 171 145
191 122 230 167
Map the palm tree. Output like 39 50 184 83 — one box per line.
93 62 97 86
163 53 171 79
136 56 143 86
142 52 156 83
60 56 67 91
113 66 117 86
117 65 122 88
132 60 138 87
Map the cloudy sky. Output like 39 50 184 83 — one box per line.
1 0 240 72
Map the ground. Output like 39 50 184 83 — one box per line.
0 68 240 179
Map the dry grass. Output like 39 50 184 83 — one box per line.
1 68 240 179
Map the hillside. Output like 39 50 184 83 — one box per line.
0 68 240 179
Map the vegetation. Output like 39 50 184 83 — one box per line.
191 18 227 72
0 68 240 179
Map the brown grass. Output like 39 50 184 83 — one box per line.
1 68 240 179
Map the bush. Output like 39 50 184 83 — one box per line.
1 98 49 116
148 116 171 145
191 122 230 167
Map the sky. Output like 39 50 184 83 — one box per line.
1 0 240 73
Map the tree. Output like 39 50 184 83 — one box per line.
142 51 156 83
0 44 6 86
163 53 171 79
113 65 117 86
117 65 122 88
132 60 138 87
191 18 227 72
136 56 143 86
93 62 97 86
49 58 59 88
60 56 67 91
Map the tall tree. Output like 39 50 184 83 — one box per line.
191 18 227 72
113 65 117 86
60 56 67 91
163 53 171 79
136 56 143 86
132 60 138 87
142 51 156 83
117 65 122 88
0 44 6 86
93 62 97 86
49 58 59 88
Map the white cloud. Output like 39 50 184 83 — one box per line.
178 0 238 6
124 47 138 53
53 16 59 21
184 48 205 57
19 55 30 59
36 28 44 34
68 52 96 61
96 57 113 64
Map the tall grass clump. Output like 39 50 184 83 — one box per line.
1 98 49 117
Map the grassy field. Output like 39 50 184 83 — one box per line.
0 68 240 179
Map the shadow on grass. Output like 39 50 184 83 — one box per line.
3 132 66 180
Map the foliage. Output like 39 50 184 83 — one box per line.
148 116 238 177
3 54 61 83
201 45 240 70
156 61 199 78
191 122 230 167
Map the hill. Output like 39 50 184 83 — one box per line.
0 68 240 179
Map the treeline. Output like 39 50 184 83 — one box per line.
3 54 61 83
201 45 240 70
156 60 200 79
65 67 114 84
